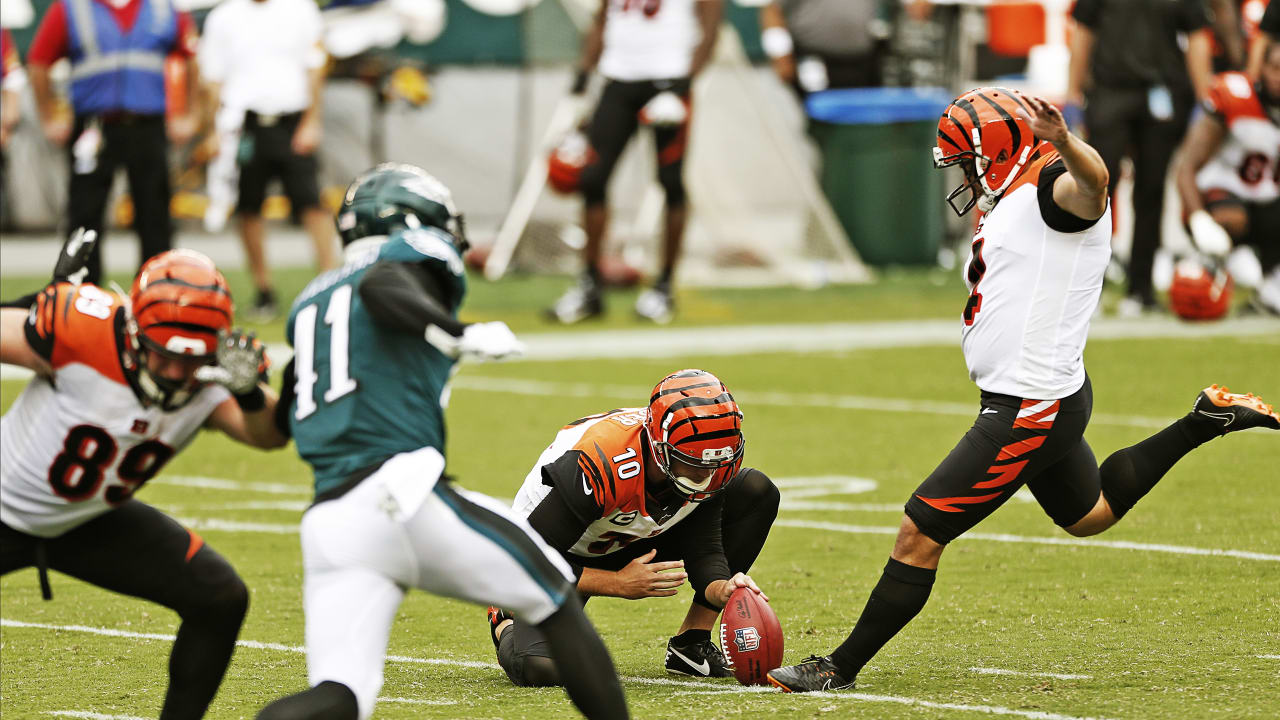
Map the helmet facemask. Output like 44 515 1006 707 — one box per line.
645 421 744 503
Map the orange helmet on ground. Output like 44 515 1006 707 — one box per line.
547 131 595 195
644 369 745 502
934 87 1042 216
128 249 234 409
1169 259 1233 320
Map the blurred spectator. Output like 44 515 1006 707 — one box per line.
547 0 723 325
758 0 889 95
27 0 200 285
200 0 335 320
1 30 25 149
1248 0 1278 77
1175 40 1280 314
1068 0 1215 316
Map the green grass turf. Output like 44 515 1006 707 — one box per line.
1 277 1278 719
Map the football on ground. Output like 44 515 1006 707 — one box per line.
719 587 784 686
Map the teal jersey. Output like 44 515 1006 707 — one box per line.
286 228 467 496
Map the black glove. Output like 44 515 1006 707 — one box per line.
53 228 97 285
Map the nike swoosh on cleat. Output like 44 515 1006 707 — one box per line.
667 647 711 676
583 477 593 495
1197 409 1234 426
981 408 999 415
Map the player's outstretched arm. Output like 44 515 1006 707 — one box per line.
0 307 53 377
1022 96 1109 221
207 386 287 449
580 550 688 599
200 330 288 449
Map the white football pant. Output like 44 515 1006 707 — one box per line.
298 446 574 718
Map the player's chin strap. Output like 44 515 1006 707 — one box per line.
34 541 53 600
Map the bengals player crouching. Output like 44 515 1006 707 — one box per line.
0 238 287 719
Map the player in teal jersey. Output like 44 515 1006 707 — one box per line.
257 164 629 720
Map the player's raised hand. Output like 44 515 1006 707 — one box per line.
614 549 687 599
52 228 97 285
195 329 268 395
1020 96 1070 146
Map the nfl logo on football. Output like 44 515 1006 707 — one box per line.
734 626 760 653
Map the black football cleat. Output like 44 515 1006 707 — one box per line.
766 655 856 692
1192 385 1280 434
487 606 512 650
665 635 734 678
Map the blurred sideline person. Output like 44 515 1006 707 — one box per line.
1068 0 1214 316
1247 0 1278 77
27 0 201 285
1 29 24 149
489 369 777 685
1 236 285 719
759 0 888 95
256 164 629 720
548 0 723 325
200 0 337 321
1175 40 1280 314
767 88 1280 692
1 29 27 229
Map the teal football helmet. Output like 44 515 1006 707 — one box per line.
335 163 469 252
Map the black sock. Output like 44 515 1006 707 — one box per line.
256 681 359 720
583 264 602 287
161 581 248 720
1100 413 1219 519
829 558 936 679
537 600 630 720
672 628 711 645
654 273 672 293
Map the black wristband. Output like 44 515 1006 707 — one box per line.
233 385 266 413
571 69 589 95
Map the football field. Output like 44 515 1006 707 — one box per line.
2 268 1278 719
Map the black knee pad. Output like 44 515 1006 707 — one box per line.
183 548 249 627
256 681 358 720
498 630 561 687
738 468 779 510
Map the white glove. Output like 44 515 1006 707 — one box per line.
1188 210 1233 257
195 329 267 395
638 91 687 127
427 321 525 361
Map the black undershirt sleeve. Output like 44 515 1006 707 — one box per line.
526 487 592 580
1037 160 1101 233
1263 0 1280 35
274 358 296 439
357 261 465 338
673 495 732 606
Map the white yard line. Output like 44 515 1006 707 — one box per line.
155 476 311 496
1 618 499 670
668 687 1114 720
450 375 1172 430
775 520 1280 563
970 667 1092 680
44 707 148 712
13 618 1110 720
1257 654 1280 659
158 500 310 513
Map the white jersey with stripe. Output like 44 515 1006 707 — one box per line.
1194 72 1280 203
960 154 1113 400
598 0 703 81
1 284 228 538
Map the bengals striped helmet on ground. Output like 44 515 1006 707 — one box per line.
934 87 1042 216
644 369 745 502
128 250 234 409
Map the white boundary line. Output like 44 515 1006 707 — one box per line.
6 619 1111 720
971 667 1092 680
155 476 311 496
774 520 1280 563
1258 654 1280 659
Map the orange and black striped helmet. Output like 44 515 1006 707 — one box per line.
644 369 744 502
934 87 1042 216
127 250 233 409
